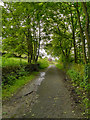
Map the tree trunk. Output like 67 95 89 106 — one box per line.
26 29 32 64
27 34 32 64
33 32 38 63
70 9 77 63
33 15 38 63
76 3 87 64
36 20 41 62
82 2 90 63
26 15 33 64
78 35 82 63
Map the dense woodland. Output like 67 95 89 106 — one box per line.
2 2 90 64
2 2 90 117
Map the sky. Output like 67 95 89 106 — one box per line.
0 0 4 6
39 48 59 60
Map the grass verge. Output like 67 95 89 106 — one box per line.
56 62 89 117
2 72 38 100
67 64 89 117
2 57 28 67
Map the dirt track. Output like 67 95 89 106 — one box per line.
2 65 82 118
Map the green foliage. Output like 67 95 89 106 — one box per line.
2 2 46 64
2 2 90 116
56 63 64 70
2 66 29 87
2 57 48 87
66 64 89 89
38 58 49 69
67 69 83 85
56 61 90 116
2 72 38 100
2 2 90 64
67 63 89 116
2 57 27 87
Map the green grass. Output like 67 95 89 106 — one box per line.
2 57 28 67
2 57 50 69
2 72 38 100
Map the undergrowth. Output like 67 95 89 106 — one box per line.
2 72 38 100
56 63 64 70
2 57 49 100
56 62 90 117
67 64 90 117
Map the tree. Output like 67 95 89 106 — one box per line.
82 2 90 62
75 3 87 64
2 2 44 64
2 2 89 65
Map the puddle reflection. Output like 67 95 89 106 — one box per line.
35 72 45 86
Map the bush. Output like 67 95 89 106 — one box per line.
2 72 38 99
56 63 64 70
38 58 49 69
25 64 39 72
2 66 29 87
67 69 83 85
67 63 89 116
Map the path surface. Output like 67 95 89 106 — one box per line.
2 65 82 118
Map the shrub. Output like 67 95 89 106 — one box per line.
67 63 89 116
56 63 64 70
2 66 29 87
38 58 49 69
67 69 83 85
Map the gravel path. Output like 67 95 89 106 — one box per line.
2 65 82 118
